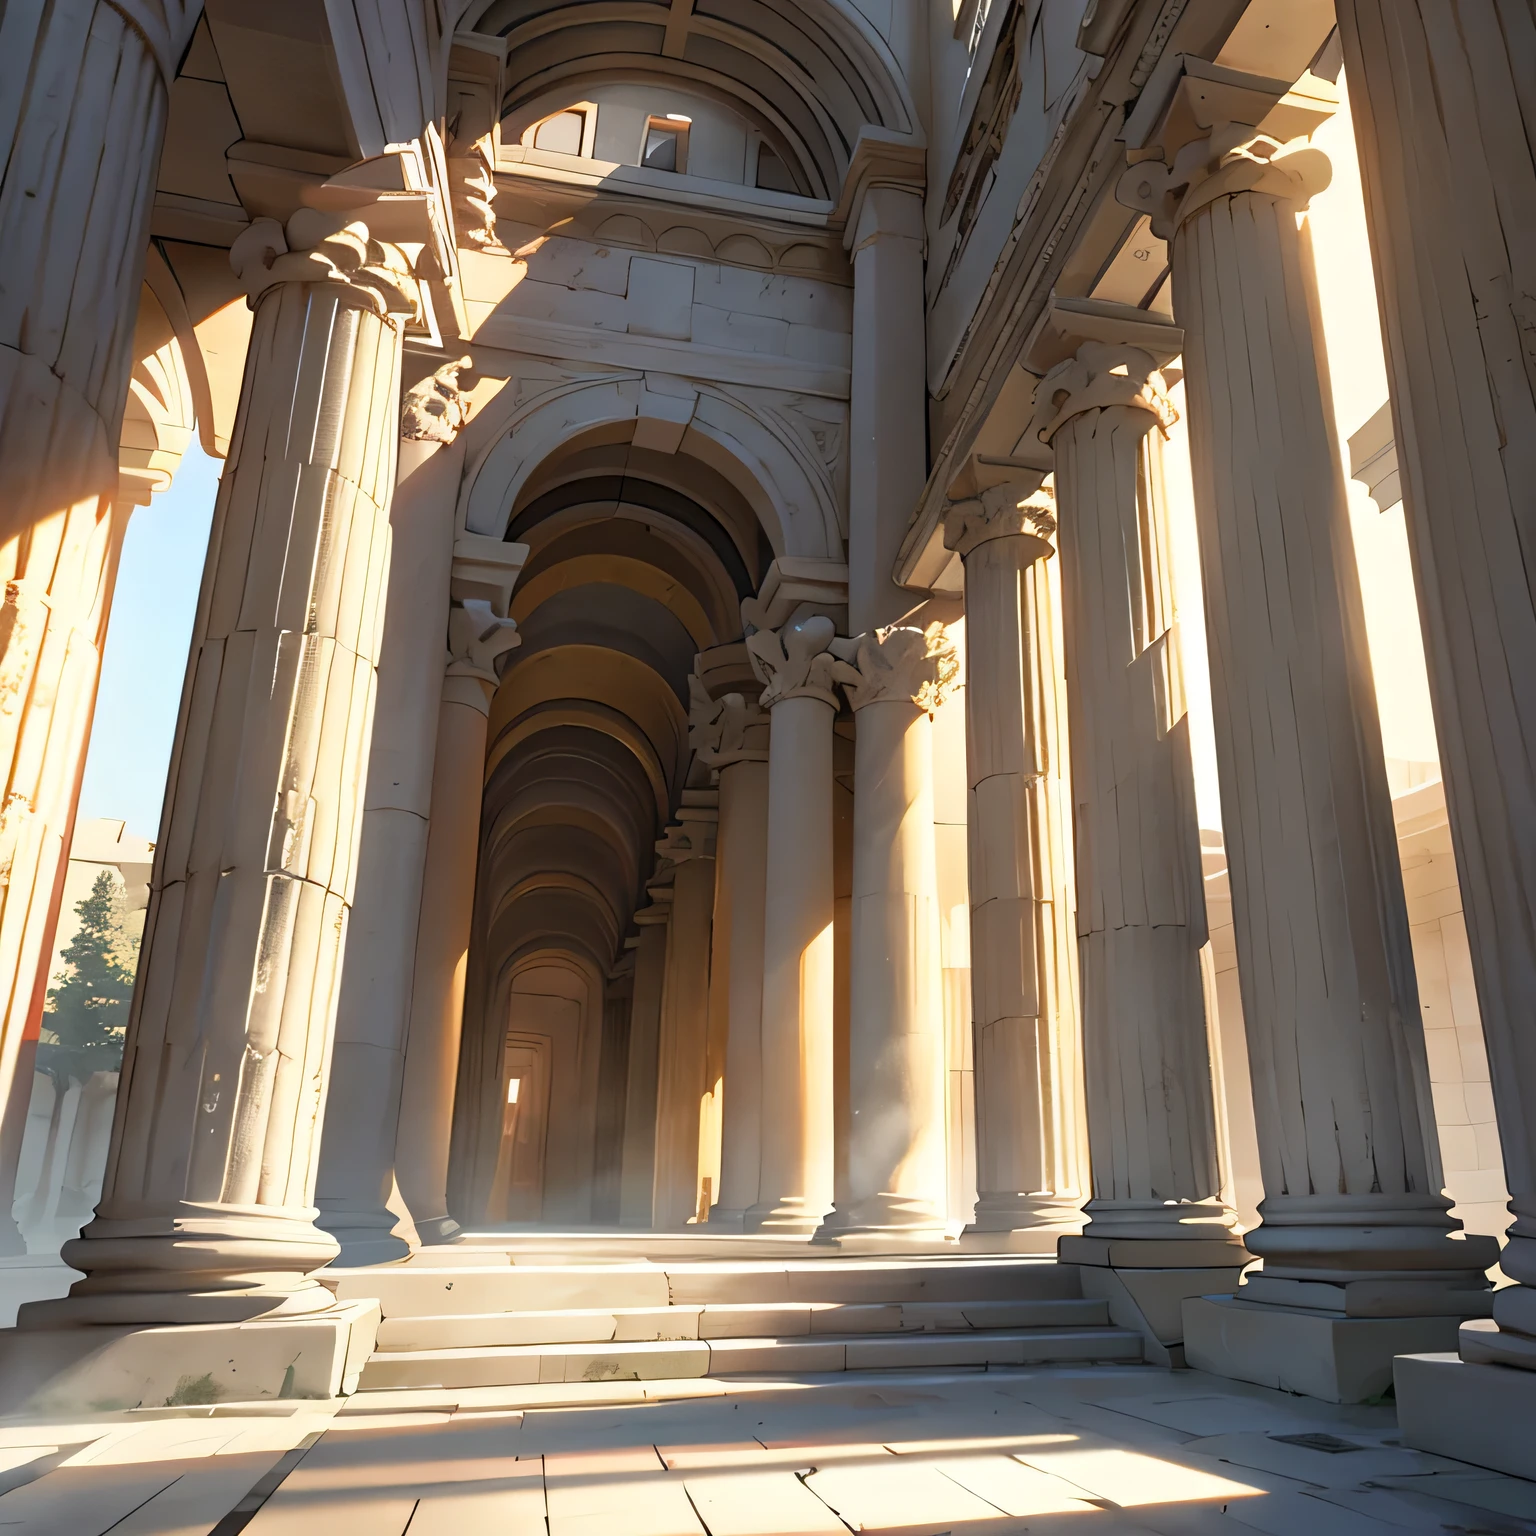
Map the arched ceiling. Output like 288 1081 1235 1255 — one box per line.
460 0 916 199
478 440 764 983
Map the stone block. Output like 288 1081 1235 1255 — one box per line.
1182 1295 1463 1403
0 1299 380 1414
1395 1351 1536 1481
706 1336 847 1373
1060 1235 1249 1268
1240 1274 1494 1318
1079 1265 1247 1360
698 1304 811 1338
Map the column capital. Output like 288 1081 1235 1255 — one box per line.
230 208 421 322
832 622 959 715
1030 340 1178 447
944 479 1057 560
834 127 927 252
689 676 769 768
1117 60 1337 240
445 599 519 708
746 612 843 709
403 357 474 442
657 804 718 864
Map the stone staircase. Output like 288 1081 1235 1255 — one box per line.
324 1239 1144 1391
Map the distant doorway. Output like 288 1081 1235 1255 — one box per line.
489 1033 553 1222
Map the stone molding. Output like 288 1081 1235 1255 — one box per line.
944 480 1057 560
746 613 842 710
831 622 959 715
689 676 769 769
656 817 718 865
1030 341 1178 446
402 356 474 442
1119 128 1333 242
229 209 419 323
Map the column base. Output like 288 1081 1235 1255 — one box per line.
706 1206 747 1231
962 1194 1083 1253
316 1206 417 1268
0 1298 380 1415
1396 1350 1536 1480
743 1198 828 1236
1061 1233 1251 1368
1183 1294 1465 1403
813 1195 948 1250
413 1213 463 1245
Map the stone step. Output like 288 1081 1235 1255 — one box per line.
358 1325 1143 1390
328 1256 1081 1319
373 1296 1112 1351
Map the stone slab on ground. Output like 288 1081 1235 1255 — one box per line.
1395 1350 1536 1482
0 1300 380 1415
1182 1294 1463 1403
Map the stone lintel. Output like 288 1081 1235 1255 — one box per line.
1022 293 1184 375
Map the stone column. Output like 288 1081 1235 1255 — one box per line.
691 687 771 1229
1119 68 1496 1399
651 809 718 1229
944 476 1085 1252
0 2 201 1129
314 361 474 1267
620 910 669 1226
847 175 928 635
12 209 415 1350
820 624 958 1245
743 614 840 1233
1335 1 1536 1463
394 586 521 1243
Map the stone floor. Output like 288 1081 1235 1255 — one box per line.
1 1362 1534 1533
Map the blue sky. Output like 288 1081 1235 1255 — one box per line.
77 440 220 843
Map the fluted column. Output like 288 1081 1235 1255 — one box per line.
1032 328 1243 1258
820 624 957 1245
620 910 669 1226
743 614 839 1233
944 479 1084 1248
394 588 521 1243
691 686 771 1228
18 210 415 1328
652 812 718 1229
314 362 474 1266
1119 73 1495 1362
0 1 202 1131
1334 5 1536 1446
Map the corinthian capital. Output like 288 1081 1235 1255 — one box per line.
403 357 474 443
746 613 842 709
1030 340 1178 445
689 676 769 768
832 623 959 715
1118 128 1332 241
229 209 420 322
447 599 520 686
944 478 1057 560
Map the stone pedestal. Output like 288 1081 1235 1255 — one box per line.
944 476 1084 1253
1029 304 1248 1350
7 210 414 1355
695 688 770 1229
0 1 201 1138
1334 0 1536 1450
819 625 956 1246
743 616 839 1234
652 811 717 1229
315 367 474 1267
1118 65 1495 1399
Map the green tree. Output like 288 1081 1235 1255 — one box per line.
39 870 136 1090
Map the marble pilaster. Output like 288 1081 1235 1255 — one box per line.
394 554 524 1244
944 478 1085 1250
1335 0 1536 1465
743 614 840 1234
1119 67 1496 1395
819 623 958 1245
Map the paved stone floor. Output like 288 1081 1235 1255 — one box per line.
0 1363 1533 1533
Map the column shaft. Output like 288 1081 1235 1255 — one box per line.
1042 355 1236 1245
37 221 412 1325
1337 0 1536 1373
0 1 198 1129
712 757 769 1226
948 491 1085 1243
620 917 669 1225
